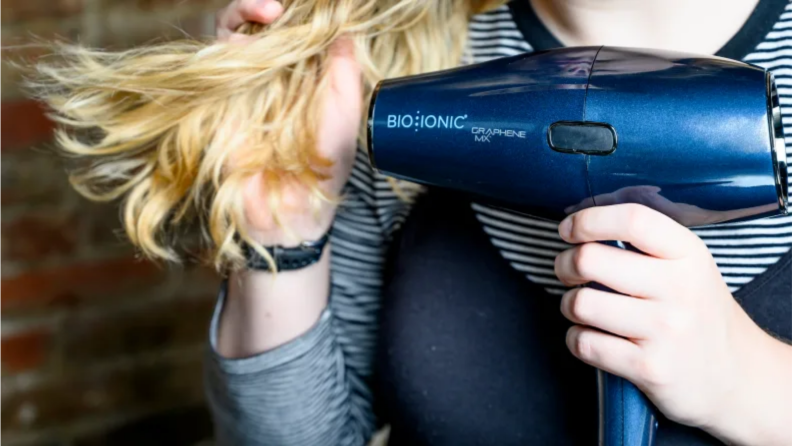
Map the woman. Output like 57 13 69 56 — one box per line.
206 0 792 444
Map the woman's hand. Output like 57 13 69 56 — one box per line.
554 203 792 445
216 0 362 246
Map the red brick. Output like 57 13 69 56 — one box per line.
97 11 215 49
2 19 84 100
1 355 205 432
2 211 80 262
1 154 129 253
0 150 72 207
0 2 232 442
61 296 216 366
72 405 213 446
1 0 84 23
1 100 54 151
1 328 52 374
81 201 128 249
1 257 166 312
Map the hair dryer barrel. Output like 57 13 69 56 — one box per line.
367 46 789 225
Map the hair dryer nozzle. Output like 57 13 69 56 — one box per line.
366 81 383 172
768 73 789 214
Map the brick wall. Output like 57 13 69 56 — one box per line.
2 1 228 445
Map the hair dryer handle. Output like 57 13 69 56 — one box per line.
589 241 658 446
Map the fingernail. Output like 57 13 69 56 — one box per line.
559 216 573 240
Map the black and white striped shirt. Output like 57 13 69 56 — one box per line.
206 2 792 445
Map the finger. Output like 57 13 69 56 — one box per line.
216 3 245 39
240 0 283 25
560 287 659 339
566 325 643 384
318 37 362 162
554 242 671 299
559 203 704 259
328 37 360 94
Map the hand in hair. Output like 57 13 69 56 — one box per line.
240 36 362 247
216 0 284 42
214 0 363 248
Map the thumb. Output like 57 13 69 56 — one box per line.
240 0 284 25
325 36 362 138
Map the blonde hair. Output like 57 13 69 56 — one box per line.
27 0 502 270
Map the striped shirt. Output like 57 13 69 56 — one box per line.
205 2 792 445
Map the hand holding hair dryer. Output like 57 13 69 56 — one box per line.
366 46 789 446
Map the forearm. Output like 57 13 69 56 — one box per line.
206 156 397 445
710 322 792 446
739 334 792 446
217 247 331 358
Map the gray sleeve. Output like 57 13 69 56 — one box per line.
205 288 360 446
204 151 418 446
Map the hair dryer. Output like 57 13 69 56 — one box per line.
366 46 789 446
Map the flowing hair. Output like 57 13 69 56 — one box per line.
25 0 503 270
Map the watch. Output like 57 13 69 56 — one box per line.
244 232 330 271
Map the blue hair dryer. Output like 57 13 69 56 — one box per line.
366 46 789 445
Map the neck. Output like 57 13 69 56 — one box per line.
530 0 760 54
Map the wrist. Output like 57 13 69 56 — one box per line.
707 311 792 445
244 231 330 272
247 223 330 247
247 204 338 247
218 248 331 358
741 334 792 446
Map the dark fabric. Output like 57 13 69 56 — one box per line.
507 0 564 52
507 0 789 59
375 189 791 445
733 242 792 341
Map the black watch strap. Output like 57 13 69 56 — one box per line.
244 232 330 271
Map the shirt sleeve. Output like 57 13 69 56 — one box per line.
204 150 418 446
